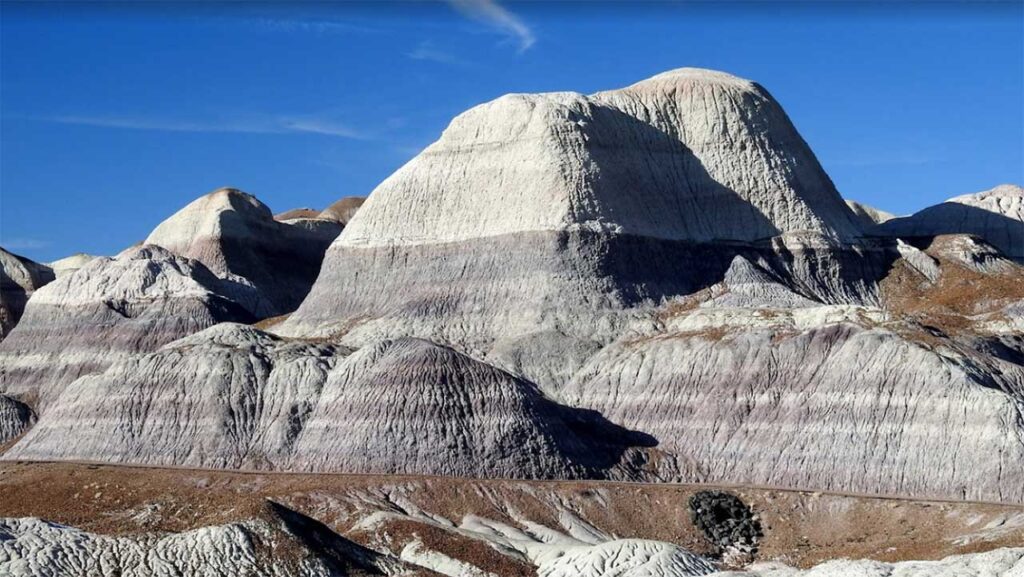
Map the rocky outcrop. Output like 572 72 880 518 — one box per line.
0 246 257 410
0 248 54 340
145 188 342 316
0 394 34 445
47 253 99 278
878 184 1024 262
7 324 650 478
0 518 290 577
6 513 1021 577
845 199 896 227
0 504 430 577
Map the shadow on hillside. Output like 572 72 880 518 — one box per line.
875 202 1023 263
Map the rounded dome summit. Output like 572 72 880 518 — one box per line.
341 66 863 248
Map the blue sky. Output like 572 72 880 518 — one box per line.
1 1 1021 262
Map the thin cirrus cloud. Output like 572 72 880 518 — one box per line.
407 40 462 64
446 0 536 53
40 114 365 139
0 238 51 251
242 17 380 36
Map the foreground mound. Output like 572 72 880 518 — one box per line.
0 248 54 340
7 324 649 478
145 187 342 316
0 246 258 410
878 184 1024 262
0 502 429 577
539 539 717 577
291 337 647 477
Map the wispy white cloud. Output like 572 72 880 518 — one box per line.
242 17 379 36
40 113 364 139
446 0 535 53
407 40 461 64
1 238 50 251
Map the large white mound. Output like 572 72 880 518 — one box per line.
284 68 887 367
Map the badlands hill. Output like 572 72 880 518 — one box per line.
283 68 889 367
1 66 1023 576
0 246 259 410
878 184 1024 262
9 324 649 479
1 68 1022 506
145 187 342 316
287 68 1022 501
0 248 54 341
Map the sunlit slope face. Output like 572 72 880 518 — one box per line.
340 67 863 248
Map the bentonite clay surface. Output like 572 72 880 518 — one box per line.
0 462 1022 576
0 245 258 411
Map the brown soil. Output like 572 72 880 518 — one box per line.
880 237 1024 336
0 461 1020 572
274 208 321 221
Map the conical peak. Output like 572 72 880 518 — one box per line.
145 188 275 247
196 187 273 219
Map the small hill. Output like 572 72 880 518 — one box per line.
0 245 258 410
319 196 365 225
845 199 896 227
273 207 321 222
878 184 1023 262
47 253 99 279
0 248 54 340
145 187 342 316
